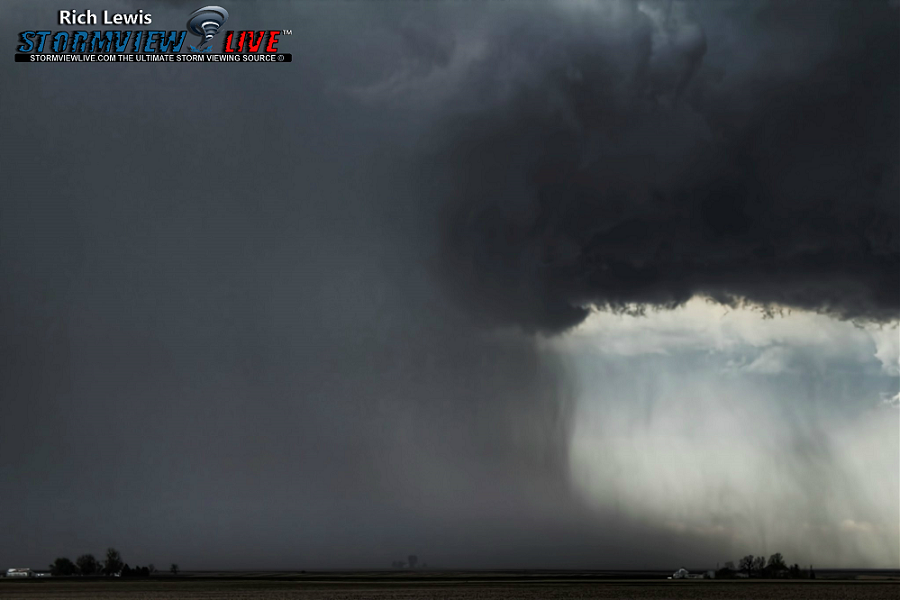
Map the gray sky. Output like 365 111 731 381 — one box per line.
1 0 897 570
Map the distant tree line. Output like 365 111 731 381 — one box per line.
48 547 175 578
391 554 426 569
716 553 815 579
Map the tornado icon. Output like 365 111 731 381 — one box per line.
188 5 229 52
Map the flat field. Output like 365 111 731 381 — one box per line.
1 579 897 600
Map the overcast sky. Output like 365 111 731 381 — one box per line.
1 0 897 570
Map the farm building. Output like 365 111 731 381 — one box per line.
6 568 34 577
668 568 712 580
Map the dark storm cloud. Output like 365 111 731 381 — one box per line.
414 1 900 332
0 0 615 570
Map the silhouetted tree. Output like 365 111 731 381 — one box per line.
49 557 77 576
752 556 766 577
170 563 179 576
104 548 123 576
809 565 815 579
76 554 98 576
716 561 736 578
766 553 786 577
407 555 418 569
120 565 151 578
726 554 804 579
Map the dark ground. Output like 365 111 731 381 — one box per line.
2 572 898 599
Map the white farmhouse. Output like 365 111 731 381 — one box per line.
6 568 34 578
668 568 708 580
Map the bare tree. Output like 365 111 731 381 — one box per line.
104 548 123 577
738 555 754 574
76 554 98 576
766 553 786 576
170 563 179 576
752 556 766 577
